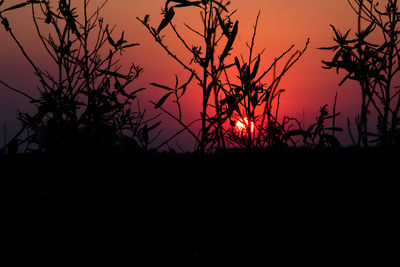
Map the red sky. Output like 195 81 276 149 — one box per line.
0 0 362 149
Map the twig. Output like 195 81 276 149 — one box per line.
137 17 202 84
0 80 35 101
149 100 201 144
155 119 199 150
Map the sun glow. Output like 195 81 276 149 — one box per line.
235 118 255 134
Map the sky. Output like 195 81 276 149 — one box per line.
0 0 363 150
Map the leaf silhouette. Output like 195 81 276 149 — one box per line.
220 20 238 61
166 0 201 8
212 0 228 12
251 93 258 108
157 7 175 33
151 82 174 91
178 73 194 96
174 74 179 88
234 57 241 72
307 124 316 134
1 17 10 31
122 43 139 49
147 121 162 131
154 92 173 108
166 0 189 5
105 26 116 48
319 45 339 51
206 79 217 95
58 0 79 36
130 87 146 95
358 22 375 40
143 14 149 24
2 2 29 12
215 8 230 37
115 31 127 48
174 1 202 8
330 24 341 41
250 55 260 80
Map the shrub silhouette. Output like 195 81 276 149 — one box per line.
0 0 158 153
321 0 400 148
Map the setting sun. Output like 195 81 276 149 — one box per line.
235 118 255 135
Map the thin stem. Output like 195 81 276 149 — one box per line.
0 80 35 101
154 119 200 150
137 17 202 84
150 101 201 144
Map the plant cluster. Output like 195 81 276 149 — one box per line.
221 12 309 149
138 0 241 153
139 0 310 152
0 0 158 153
286 94 343 148
321 0 400 148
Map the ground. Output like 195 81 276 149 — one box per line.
0 148 399 265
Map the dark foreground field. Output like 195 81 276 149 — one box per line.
0 148 399 265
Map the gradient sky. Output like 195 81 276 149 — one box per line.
0 0 362 149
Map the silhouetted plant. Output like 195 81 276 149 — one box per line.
138 0 238 153
321 0 400 148
0 0 158 153
139 1 312 152
221 12 310 149
286 96 343 148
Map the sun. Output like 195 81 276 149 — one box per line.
235 118 255 134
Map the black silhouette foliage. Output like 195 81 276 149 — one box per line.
286 101 343 148
321 0 400 147
0 0 158 153
221 12 310 149
138 0 239 152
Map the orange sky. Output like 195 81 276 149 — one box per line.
0 0 362 149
